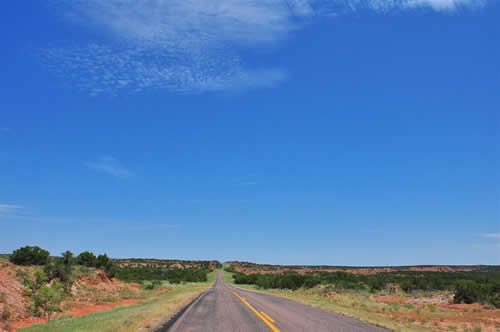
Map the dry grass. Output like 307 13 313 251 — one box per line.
19 271 216 332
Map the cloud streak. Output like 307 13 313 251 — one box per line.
43 45 286 95
45 0 487 95
335 0 485 12
0 204 22 214
482 233 500 239
85 156 132 178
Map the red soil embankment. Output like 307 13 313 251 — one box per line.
10 298 142 331
0 259 143 332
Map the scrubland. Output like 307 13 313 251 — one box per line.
1 246 216 332
224 263 500 332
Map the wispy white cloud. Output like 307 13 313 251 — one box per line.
43 45 286 95
44 0 296 95
337 0 485 12
45 0 487 95
472 243 500 249
85 156 132 178
0 204 22 214
482 233 500 239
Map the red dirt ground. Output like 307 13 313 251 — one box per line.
0 261 30 323
372 294 500 332
9 298 142 331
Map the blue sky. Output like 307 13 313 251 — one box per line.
1 0 499 265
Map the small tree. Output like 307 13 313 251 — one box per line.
23 270 48 298
96 254 110 269
62 251 74 268
10 246 50 266
59 251 75 294
33 282 64 321
95 254 117 277
454 280 481 304
77 251 97 267
43 258 58 281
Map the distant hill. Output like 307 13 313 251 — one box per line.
225 261 500 275
112 258 221 270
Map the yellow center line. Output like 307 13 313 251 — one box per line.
231 290 280 332
260 311 275 323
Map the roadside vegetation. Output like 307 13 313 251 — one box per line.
225 266 500 332
115 266 209 284
9 246 121 323
229 269 500 308
19 271 216 332
0 246 215 331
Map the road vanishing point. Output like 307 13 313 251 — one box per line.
162 270 390 332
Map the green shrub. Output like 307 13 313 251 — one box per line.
77 251 97 267
9 246 49 266
454 280 480 304
452 280 499 307
23 270 49 298
141 281 155 290
43 253 75 296
33 282 64 321
1 308 10 321
96 254 111 269
230 268 500 307
75 252 116 278
115 267 208 284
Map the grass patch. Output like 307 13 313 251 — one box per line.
223 270 234 284
20 271 216 332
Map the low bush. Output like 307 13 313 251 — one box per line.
232 269 500 307
453 280 500 307
9 246 49 266
33 282 64 321
77 252 97 267
1 308 10 321
141 280 162 290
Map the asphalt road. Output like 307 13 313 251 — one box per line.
164 270 389 332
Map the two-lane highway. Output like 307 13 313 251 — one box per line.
163 270 389 332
